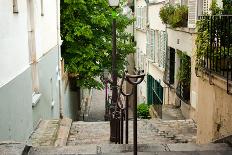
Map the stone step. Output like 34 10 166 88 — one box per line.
28 143 232 155
28 118 72 147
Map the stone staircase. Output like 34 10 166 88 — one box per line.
6 118 232 155
28 143 232 154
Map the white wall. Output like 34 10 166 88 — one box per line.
0 0 30 87
34 0 58 60
148 3 166 31
167 28 194 56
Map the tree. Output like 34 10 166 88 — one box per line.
61 0 135 89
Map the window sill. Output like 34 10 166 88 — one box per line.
152 62 165 72
32 93 41 107
135 27 146 33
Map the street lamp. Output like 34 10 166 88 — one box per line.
108 0 120 142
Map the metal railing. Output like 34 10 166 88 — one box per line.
176 83 190 103
197 15 232 94
108 70 145 155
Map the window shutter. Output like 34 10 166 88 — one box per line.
151 30 155 62
143 6 147 29
135 48 140 69
188 0 198 28
203 0 209 14
158 31 161 66
135 8 138 28
140 7 142 28
163 47 170 84
146 30 150 59
154 30 158 63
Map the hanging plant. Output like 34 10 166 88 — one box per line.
176 51 191 86
159 4 188 28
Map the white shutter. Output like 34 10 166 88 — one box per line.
150 30 155 62
188 0 198 28
203 0 210 14
160 31 167 69
154 30 158 63
146 30 151 60
143 6 147 29
135 8 138 28
135 48 140 69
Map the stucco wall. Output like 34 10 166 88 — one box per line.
63 83 79 121
32 46 59 127
33 0 58 60
197 76 232 144
0 67 33 141
0 0 30 86
167 28 194 56
148 3 165 31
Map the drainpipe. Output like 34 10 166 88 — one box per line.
56 0 64 119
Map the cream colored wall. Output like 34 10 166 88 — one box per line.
196 76 232 144
148 3 165 31
167 28 194 57
34 0 58 60
135 0 147 103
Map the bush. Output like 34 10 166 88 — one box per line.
159 4 175 24
137 103 150 119
159 4 188 28
170 5 188 28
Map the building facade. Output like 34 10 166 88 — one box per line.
134 0 232 143
0 0 78 142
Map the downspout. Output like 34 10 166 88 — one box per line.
56 0 64 119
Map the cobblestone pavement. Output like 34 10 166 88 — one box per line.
67 118 196 146
28 120 59 147
162 105 185 120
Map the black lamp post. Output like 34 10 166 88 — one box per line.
108 0 120 142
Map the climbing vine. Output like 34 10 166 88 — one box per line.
176 51 191 86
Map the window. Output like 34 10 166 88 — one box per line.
13 0 19 13
146 29 155 61
135 48 140 69
147 75 163 105
163 47 175 85
203 0 209 14
159 31 167 68
136 6 147 29
188 0 198 28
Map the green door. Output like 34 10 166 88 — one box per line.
147 75 163 105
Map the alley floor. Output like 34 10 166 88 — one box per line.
29 88 197 147
15 88 232 154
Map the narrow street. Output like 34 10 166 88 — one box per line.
84 89 106 122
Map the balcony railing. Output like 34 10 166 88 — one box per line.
197 15 232 94
176 83 190 103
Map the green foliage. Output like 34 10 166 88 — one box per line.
195 18 210 69
159 4 175 24
137 103 150 119
210 0 222 15
195 1 232 71
223 0 232 14
176 51 191 86
170 5 188 28
61 0 135 89
159 4 188 28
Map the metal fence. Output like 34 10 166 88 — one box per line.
198 15 232 94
